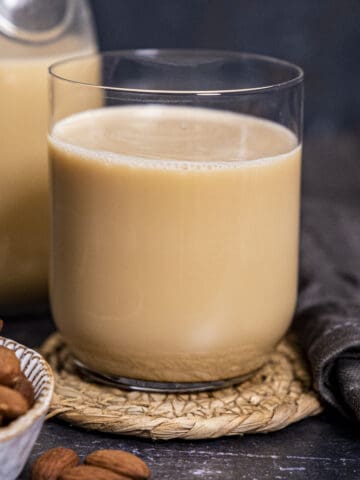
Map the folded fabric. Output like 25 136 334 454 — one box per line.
293 198 360 421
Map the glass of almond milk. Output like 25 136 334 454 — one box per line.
48 50 303 392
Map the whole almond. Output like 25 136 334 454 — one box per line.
60 465 128 480
85 450 151 480
32 447 79 480
0 345 21 386
0 384 28 419
12 373 35 407
0 319 3 333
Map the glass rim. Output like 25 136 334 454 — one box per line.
48 49 304 96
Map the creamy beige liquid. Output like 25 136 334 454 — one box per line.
0 59 50 304
49 105 301 382
0 43 96 305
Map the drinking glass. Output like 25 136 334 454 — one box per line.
48 50 303 392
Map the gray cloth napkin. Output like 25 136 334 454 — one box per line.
293 198 360 421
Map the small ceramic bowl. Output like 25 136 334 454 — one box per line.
0 336 54 480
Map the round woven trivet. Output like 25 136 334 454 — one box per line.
41 333 322 440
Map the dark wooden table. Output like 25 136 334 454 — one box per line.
3 311 359 480
3 133 360 479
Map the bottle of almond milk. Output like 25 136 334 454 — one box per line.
0 0 97 308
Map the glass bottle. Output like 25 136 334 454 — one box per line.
0 0 97 309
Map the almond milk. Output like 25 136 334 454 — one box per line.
49 105 301 382
0 39 96 304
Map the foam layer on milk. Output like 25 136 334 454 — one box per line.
50 105 299 171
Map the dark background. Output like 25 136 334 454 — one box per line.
88 0 360 205
89 0 360 138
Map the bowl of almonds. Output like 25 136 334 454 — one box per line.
0 320 54 480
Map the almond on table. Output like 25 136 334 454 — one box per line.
85 449 151 480
59 465 128 480
31 447 79 480
31 447 152 480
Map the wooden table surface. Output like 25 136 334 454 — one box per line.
3 133 360 479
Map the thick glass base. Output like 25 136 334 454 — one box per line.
73 358 256 393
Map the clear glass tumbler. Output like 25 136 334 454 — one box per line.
48 50 303 392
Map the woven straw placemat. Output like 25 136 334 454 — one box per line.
41 333 322 440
